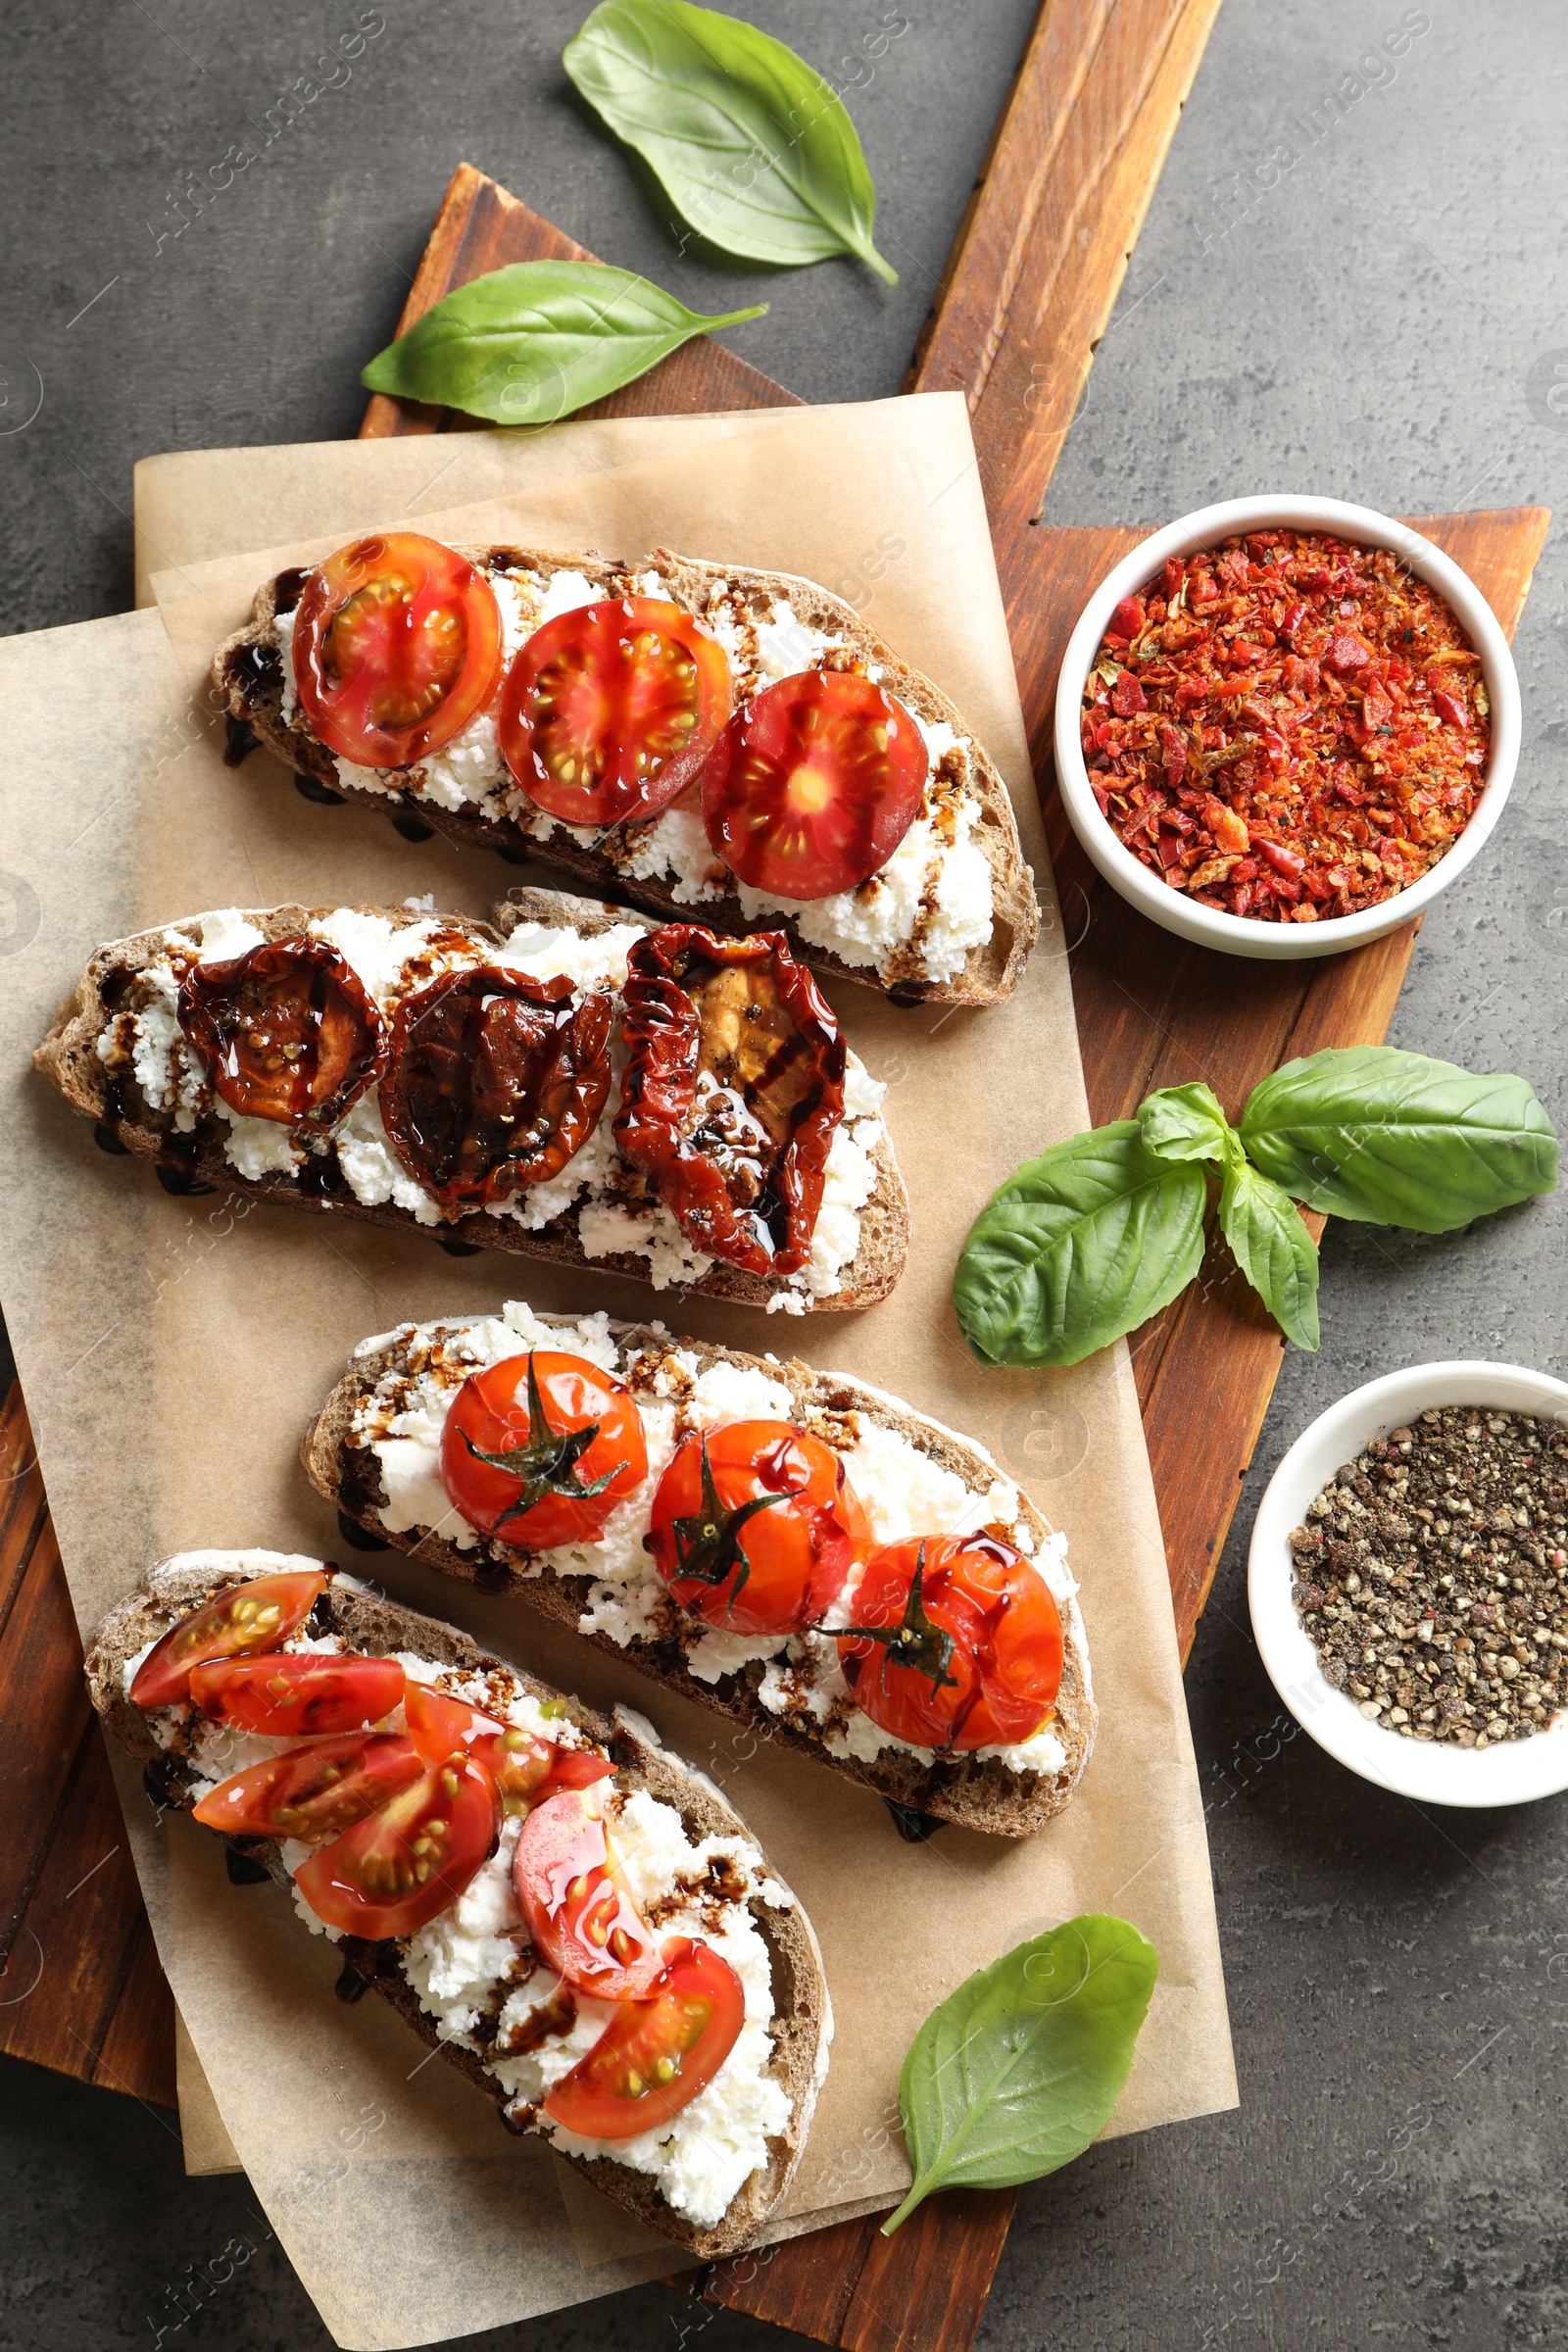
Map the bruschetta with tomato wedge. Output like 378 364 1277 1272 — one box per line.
305 1298 1098 1838
85 1552 829 2256
213 535 1039 1007
34 886 908 1313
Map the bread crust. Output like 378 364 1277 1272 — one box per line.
84 1553 830 2258
212 542 1039 1008
32 888 909 1313
304 1313 1098 1838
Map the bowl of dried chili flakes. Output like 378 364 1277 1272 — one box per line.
1053 496 1520 958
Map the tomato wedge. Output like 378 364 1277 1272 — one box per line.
645 1421 868 1635
836 1534 1063 1752
191 1732 424 1842
403 1684 614 1817
544 1937 745 2139
189 1652 404 1737
439 1350 648 1550
129 1571 326 1710
700 669 928 900
500 597 732 827
293 531 504 767
294 1752 497 1938
514 1788 662 1999
178 937 382 1130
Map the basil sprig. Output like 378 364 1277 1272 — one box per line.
955 1048 1556 1370
884 1914 1158 2234
564 0 898 282
360 259 766 425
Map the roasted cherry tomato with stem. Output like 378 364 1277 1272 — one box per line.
700 668 928 901
439 1350 648 1551
191 1732 424 1842
293 1751 497 1938
188 1651 404 1737
292 532 503 767
129 1571 327 1710
178 937 382 1130
544 1937 745 2138
513 1787 662 2000
645 1422 868 1634
403 1683 614 1817
501 596 732 827
836 1534 1063 1752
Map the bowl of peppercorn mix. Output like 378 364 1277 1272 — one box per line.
1249 1361 1568 1805
1054 496 1520 959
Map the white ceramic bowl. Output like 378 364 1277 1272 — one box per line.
1052 495 1521 960
1249 1361 1568 1807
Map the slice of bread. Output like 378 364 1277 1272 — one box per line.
33 886 909 1313
213 541 1040 1008
305 1309 1098 1838
85 1552 830 2258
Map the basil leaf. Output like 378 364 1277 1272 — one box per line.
884 1914 1158 2234
360 260 766 425
564 0 898 283
1240 1046 1558 1235
954 1123 1207 1369
1218 1161 1320 1350
1138 1080 1237 1167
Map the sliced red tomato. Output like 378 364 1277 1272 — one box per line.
700 668 928 900
645 1421 868 1635
129 1571 327 1710
188 1651 404 1737
178 937 383 1130
513 1788 662 2000
191 1732 424 1842
293 1752 497 1938
500 597 732 827
403 1683 614 1817
293 531 503 767
544 1937 745 2139
439 1350 648 1550
836 1535 1063 1753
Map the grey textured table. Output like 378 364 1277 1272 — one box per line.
4 4 1567 2348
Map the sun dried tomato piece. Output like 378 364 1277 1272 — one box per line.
1431 687 1468 731
1110 671 1147 716
1324 632 1371 675
1109 596 1145 641
613 925 846 1279
178 936 382 1130
380 966 612 1209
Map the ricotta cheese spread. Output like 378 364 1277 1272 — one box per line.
349 1301 1088 1779
126 1557 801 2230
94 905 889 1305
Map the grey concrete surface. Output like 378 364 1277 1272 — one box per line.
4 3 1568 2349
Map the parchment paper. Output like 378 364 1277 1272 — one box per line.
0 395 1235 2347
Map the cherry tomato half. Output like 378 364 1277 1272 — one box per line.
514 1787 662 2000
178 937 382 1130
500 597 732 828
188 1651 405 1737
191 1732 424 1842
293 1752 497 1938
544 1937 745 2139
700 668 928 901
836 1534 1063 1753
439 1350 648 1551
645 1422 868 1635
129 1571 327 1710
293 532 504 767
403 1683 614 1817
378 967 612 1208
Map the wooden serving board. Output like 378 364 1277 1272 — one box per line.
0 2 1550 2348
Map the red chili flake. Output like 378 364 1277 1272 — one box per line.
1082 529 1490 923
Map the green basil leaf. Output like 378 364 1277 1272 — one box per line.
954 1123 1208 1369
1138 1081 1238 1166
564 0 898 283
884 1914 1158 2234
1239 1046 1558 1235
360 260 766 425
1218 1161 1320 1350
